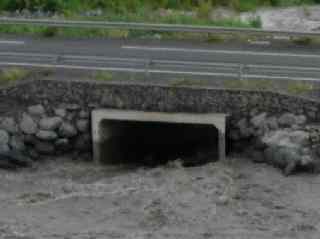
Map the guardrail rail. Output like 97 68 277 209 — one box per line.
0 17 320 37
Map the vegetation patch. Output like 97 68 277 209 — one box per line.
170 78 206 87
94 72 114 81
0 68 29 86
286 81 314 94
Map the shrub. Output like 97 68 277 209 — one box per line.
197 1 213 19
0 68 29 85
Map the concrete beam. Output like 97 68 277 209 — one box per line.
92 109 227 164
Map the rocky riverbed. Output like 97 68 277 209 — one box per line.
1 157 320 239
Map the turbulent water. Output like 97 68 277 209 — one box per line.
0 157 320 239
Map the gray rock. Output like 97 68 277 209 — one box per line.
64 104 80 111
79 110 90 119
0 130 9 145
237 118 253 138
23 134 38 146
54 108 67 118
28 104 45 117
278 113 297 127
9 136 26 151
296 115 307 125
289 130 309 146
251 113 267 128
55 138 72 152
66 112 77 121
0 144 10 153
0 117 18 134
36 130 58 141
266 117 279 131
76 119 89 133
59 122 78 138
20 113 38 135
35 141 55 155
262 130 296 148
39 117 62 131
264 146 302 176
279 147 301 176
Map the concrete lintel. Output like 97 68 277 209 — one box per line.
92 109 228 163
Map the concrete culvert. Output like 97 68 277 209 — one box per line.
92 110 227 167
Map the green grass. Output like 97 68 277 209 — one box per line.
223 78 315 96
0 13 259 39
0 0 319 14
0 68 29 86
286 81 314 94
170 78 206 87
224 79 274 91
0 0 318 39
94 72 114 81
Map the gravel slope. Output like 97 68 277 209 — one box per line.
0 157 320 239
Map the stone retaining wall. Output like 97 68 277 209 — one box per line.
0 79 319 170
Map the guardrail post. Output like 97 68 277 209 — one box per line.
239 64 243 81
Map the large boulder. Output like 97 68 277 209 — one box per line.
39 117 63 131
9 136 26 151
289 130 309 146
54 108 67 118
278 113 298 127
59 122 78 138
264 146 301 176
237 118 253 138
251 113 267 128
0 117 18 134
28 104 45 117
296 115 307 125
55 138 72 153
36 130 58 141
266 117 279 131
0 144 10 153
76 119 89 133
35 141 55 155
63 103 80 111
20 113 38 135
79 110 90 119
0 129 9 145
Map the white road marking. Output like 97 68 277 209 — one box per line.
0 62 318 81
122 45 320 59
1 52 320 72
0 62 237 77
0 40 25 45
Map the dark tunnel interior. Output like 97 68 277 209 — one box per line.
100 120 219 167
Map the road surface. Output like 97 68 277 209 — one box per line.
0 36 319 81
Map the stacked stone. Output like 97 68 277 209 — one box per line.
307 125 320 159
230 112 320 175
0 104 92 168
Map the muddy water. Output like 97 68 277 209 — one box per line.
0 157 320 239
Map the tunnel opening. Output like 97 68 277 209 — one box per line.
99 120 219 167
92 110 227 167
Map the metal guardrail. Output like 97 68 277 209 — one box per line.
0 17 320 37
0 52 319 81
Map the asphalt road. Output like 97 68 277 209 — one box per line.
0 36 319 81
